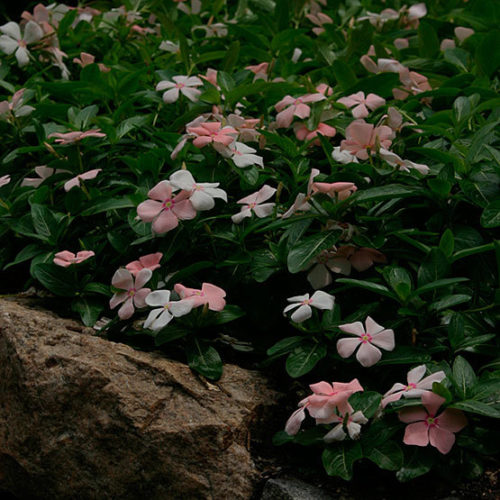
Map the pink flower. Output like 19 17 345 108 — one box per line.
174 282 226 311
73 52 110 72
275 93 326 128
0 88 35 119
283 290 334 323
382 365 446 408
326 245 387 275
399 392 467 455
0 174 11 187
281 168 319 219
245 62 268 80
294 122 336 144
311 181 357 201
337 316 395 367
109 268 152 320
136 180 196 234
393 69 431 100
440 39 456 51
316 83 333 96
53 250 95 267
48 129 106 144
22 166 66 188
186 122 237 148
64 169 101 192
379 148 429 175
285 379 364 435
323 411 368 442
337 91 386 119
360 56 405 74
340 119 394 160
455 27 474 43
156 75 203 103
125 252 163 276
231 184 276 223
306 12 333 35
394 38 409 50
226 114 261 142
199 68 219 88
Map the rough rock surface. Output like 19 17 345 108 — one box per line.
0 298 279 499
261 478 334 500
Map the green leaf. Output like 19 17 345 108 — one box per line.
475 30 500 77
83 282 110 296
450 400 500 418
31 203 59 244
413 277 469 296
377 347 431 366
417 249 450 287
481 200 500 228
452 356 477 399
384 267 412 301
267 336 304 357
32 263 78 297
286 343 327 378
348 391 382 418
322 442 362 480
365 441 403 471
439 229 454 258
429 294 471 311
71 297 103 327
216 71 235 93
81 197 135 216
154 325 189 346
3 243 44 270
222 41 240 72
355 184 424 203
287 231 340 273
186 338 223 380
396 449 435 482
418 21 440 58
331 60 358 90
272 430 294 446
432 382 453 403
336 278 396 300
448 312 465 349
210 305 246 325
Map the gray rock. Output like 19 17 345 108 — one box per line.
261 478 334 500
0 298 280 499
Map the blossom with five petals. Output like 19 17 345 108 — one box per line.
48 129 106 144
245 62 268 80
399 392 467 454
293 122 336 143
174 282 226 311
337 91 386 119
337 316 395 367
379 148 429 175
126 252 163 276
137 180 196 234
285 379 364 435
340 119 394 160
109 268 152 320
169 170 227 211
156 76 203 103
226 114 261 142
306 248 341 289
64 169 101 192
311 181 357 201
186 122 237 148
0 88 35 120
143 290 193 331
0 21 44 67
326 245 387 275
283 290 334 323
220 141 264 168
275 93 326 128
53 250 95 267
231 184 276 223
323 411 369 442
331 146 359 164
393 69 431 100
73 52 110 72
382 365 446 408
22 166 65 188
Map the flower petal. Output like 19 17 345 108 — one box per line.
356 342 382 367
370 329 395 351
290 304 312 323
429 426 455 454
336 337 359 359
111 268 134 290
403 422 429 447
338 321 364 337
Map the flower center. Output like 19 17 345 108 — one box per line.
247 202 257 209
360 333 373 344
295 98 303 105
425 416 438 428
175 83 185 89
162 198 175 210
164 303 171 309
128 288 136 297
18 40 27 48
301 298 313 305
405 383 417 391
194 291 205 296
193 183 203 191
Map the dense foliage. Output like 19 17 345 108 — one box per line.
0 0 499 483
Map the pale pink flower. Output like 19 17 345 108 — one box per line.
382 365 446 408
195 22 227 38
169 170 227 210
0 21 43 67
326 245 387 275
109 268 152 320
338 91 386 119
231 184 276 223
73 52 110 72
404 3 427 28
358 9 399 27
383 107 411 132
316 83 333 96
323 411 369 442
340 119 394 160
143 290 193 331
48 129 106 145
275 93 326 128
187 122 237 148
379 148 429 175
53 250 95 267
21 3 69 32
126 252 163 276
306 12 333 35
393 69 431 100
360 56 405 74
455 27 474 43
440 39 456 51
394 38 409 50
337 316 395 367
174 282 226 311
245 62 268 80
294 122 336 144
283 291 334 323
399 392 467 455
331 146 359 164
0 175 11 187
0 88 34 119
136 180 196 234
306 248 339 289
156 75 203 103
285 379 364 435
175 0 201 15
159 40 180 53
226 114 261 142
64 169 101 192
22 166 63 188
280 168 319 219
311 181 357 201
220 141 264 168
199 68 219 88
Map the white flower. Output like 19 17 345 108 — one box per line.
0 88 34 120
283 291 335 323
379 148 429 175
0 21 44 67
332 147 359 164
144 290 193 331
195 23 227 38
169 170 227 211
221 141 264 168
323 411 368 442
156 76 203 103
231 184 276 224
159 40 179 53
